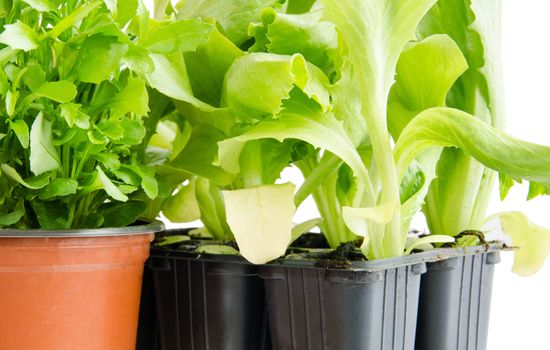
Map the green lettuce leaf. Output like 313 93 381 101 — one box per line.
168 126 234 186
321 0 437 258
140 18 213 54
217 111 373 204
183 21 244 107
249 7 338 71
222 52 330 122
145 53 215 111
417 0 505 236
177 0 282 45
162 179 201 223
395 108 550 204
388 34 468 238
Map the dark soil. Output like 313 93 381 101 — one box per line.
290 232 330 248
289 236 366 269
314 259 352 269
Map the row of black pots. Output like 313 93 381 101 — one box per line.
137 230 503 350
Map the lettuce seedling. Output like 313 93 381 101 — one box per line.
148 0 550 272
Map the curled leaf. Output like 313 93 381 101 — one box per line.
493 212 550 276
342 200 399 238
163 180 201 223
222 183 296 264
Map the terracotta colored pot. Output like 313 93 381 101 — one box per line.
0 222 163 350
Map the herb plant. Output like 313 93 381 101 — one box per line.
0 0 216 229
147 0 550 272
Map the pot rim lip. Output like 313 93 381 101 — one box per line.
261 243 508 271
0 220 165 238
152 228 509 271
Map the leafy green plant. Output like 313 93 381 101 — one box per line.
147 0 550 272
0 0 216 229
0 0 154 229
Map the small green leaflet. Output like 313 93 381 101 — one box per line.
106 77 149 118
178 0 281 45
21 0 57 13
0 201 25 226
59 103 90 129
47 1 102 39
30 112 61 176
10 119 29 148
30 199 71 229
123 165 158 199
96 166 128 202
6 90 18 117
75 35 128 84
0 164 50 189
0 21 39 51
38 178 78 200
100 201 147 227
223 53 331 120
103 0 138 26
35 81 77 103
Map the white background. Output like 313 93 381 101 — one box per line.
487 1 550 348
152 1 550 348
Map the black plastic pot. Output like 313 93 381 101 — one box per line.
136 263 160 350
259 254 440 350
415 245 504 350
148 244 270 350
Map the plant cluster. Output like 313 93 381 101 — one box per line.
2 0 549 274
145 0 550 274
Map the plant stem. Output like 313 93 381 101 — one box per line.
294 152 341 207
365 104 402 258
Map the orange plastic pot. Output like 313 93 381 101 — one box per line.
0 222 163 350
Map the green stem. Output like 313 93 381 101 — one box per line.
73 144 91 179
296 156 351 248
365 105 402 258
62 144 70 178
294 153 341 207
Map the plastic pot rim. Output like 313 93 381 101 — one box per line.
152 245 507 272
264 243 508 271
154 228 509 272
0 220 165 238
